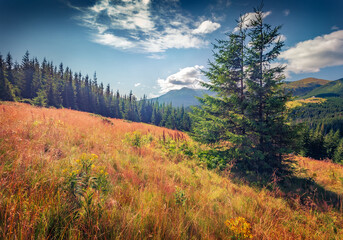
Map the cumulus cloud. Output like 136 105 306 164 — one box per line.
233 11 271 32
70 0 221 53
279 30 343 74
193 20 221 34
157 65 205 93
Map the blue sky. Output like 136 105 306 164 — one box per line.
1 0 343 98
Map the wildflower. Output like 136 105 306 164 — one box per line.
225 217 253 239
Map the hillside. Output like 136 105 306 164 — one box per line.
304 78 343 98
151 78 331 108
1 102 343 239
150 88 215 107
284 77 330 96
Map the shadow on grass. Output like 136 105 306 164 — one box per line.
197 149 342 211
229 166 343 212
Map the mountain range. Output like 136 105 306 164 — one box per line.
150 88 215 107
150 77 343 107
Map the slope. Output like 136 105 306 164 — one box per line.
150 87 215 107
0 102 342 239
284 77 330 96
304 78 343 98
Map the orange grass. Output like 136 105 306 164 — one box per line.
296 156 343 195
0 102 343 239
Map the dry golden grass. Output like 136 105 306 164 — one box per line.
0 102 342 239
296 156 343 195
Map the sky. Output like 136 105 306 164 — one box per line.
0 0 343 98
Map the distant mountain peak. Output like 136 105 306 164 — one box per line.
150 88 214 107
285 77 330 96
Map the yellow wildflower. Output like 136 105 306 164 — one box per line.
225 217 253 239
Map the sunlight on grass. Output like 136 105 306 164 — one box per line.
286 97 327 109
0 102 342 239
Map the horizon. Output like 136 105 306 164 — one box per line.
1 0 343 98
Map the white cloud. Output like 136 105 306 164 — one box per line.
274 34 287 42
148 93 160 98
134 83 141 87
279 30 343 74
157 65 205 93
283 9 290 16
233 11 271 32
193 20 221 34
93 33 134 49
71 0 221 53
147 54 166 59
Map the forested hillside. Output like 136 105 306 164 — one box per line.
0 51 191 131
304 78 343 98
284 77 330 96
288 97 343 161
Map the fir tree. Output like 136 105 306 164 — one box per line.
191 6 296 174
21 51 34 99
245 6 295 172
0 54 14 101
333 138 343 163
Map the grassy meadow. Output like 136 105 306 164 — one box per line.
0 102 343 239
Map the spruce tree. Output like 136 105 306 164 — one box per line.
333 138 343 163
0 54 14 101
245 6 295 172
191 6 296 174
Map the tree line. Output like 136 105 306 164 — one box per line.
288 98 343 163
0 51 191 131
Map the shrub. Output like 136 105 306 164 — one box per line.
174 187 187 206
124 131 153 148
62 153 109 211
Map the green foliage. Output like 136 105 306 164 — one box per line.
63 153 109 207
303 78 343 98
174 187 187 206
333 139 343 163
32 89 47 107
191 6 296 174
0 53 14 101
158 135 199 160
124 131 153 148
197 149 231 170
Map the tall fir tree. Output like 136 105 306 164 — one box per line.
0 54 14 101
191 6 296 174
244 6 295 173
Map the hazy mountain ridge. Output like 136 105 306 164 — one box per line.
151 78 338 107
150 87 216 107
